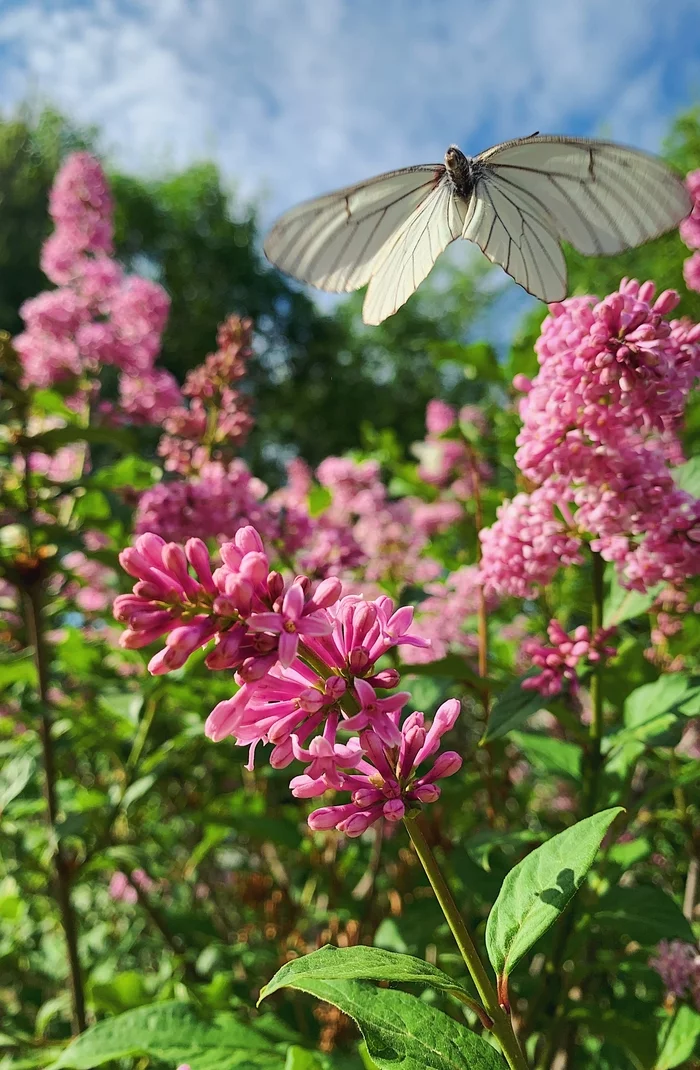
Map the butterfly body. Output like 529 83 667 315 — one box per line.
443 145 482 200
264 134 691 325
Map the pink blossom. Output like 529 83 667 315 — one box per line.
479 485 584 598
649 940 700 1001
679 169 700 250
135 460 274 544
304 700 463 836
521 620 616 697
48 152 114 256
248 582 334 668
120 368 182 424
15 152 169 388
684 251 700 294
109 869 155 904
425 399 457 434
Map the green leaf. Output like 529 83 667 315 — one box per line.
258 945 472 1006
509 732 582 779
482 674 548 742
120 775 156 812
307 485 332 516
0 652 38 688
656 1005 700 1070
73 489 111 521
284 1047 323 1070
28 424 136 453
485 807 623 980
49 1001 280 1070
262 976 506 1070
398 654 491 689
603 567 662 627
0 754 34 814
672 456 700 497
594 884 694 946
618 675 700 747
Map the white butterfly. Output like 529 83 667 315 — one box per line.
263 135 691 326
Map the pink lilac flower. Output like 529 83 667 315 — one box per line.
482 279 700 595
109 869 155 904
119 368 182 425
15 152 169 388
301 700 463 836
679 170 700 250
517 282 692 484
48 152 114 256
425 399 457 434
155 316 255 475
521 620 616 698
684 251 700 294
479 485 584 598
135 460 275 544
316 457 385 516
114 524 459 836
403 565 488 664
649 940 700 1002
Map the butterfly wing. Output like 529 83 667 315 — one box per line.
263 164 445 294
466 136 691 302
362 176 467 325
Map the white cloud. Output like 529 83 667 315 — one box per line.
0 0 697 226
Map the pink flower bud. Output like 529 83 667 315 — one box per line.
234 526 264 554
307 577 342 611
267 571 284 601
185 538 216 592
412 783 441 803
383 798 405 822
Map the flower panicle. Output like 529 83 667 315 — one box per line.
114 524 462 835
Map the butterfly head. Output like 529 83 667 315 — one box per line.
444 145 467 167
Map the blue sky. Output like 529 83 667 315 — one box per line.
0 0 698 224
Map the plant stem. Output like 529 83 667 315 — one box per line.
404 814 529 1070
21 581 87 1034
585 549 605 816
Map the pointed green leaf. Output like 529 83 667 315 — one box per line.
263 976 505 1070
259 945 472 1006
482 674 547 742
594 884 694 945
486 807 623 979
49 1001 281 1070
509 732 581 779
657 1005 700 1069
603 565 662 627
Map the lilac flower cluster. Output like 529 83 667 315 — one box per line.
480 279 700 595
14 153 172 392
114 525 463 836
521 620 616 697
158 316 255 475
681 170 700 293
649 940 700 1008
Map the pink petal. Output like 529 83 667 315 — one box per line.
297 613 333 637
354 677 375 707
282 582 305 621
278 630 299 668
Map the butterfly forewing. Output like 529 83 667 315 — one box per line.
479 137 692 259
263 165 444 294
